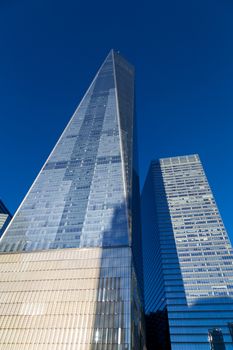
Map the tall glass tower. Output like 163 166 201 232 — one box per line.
0 50 144 349
141 154 233 350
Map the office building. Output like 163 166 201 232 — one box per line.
0 50 145 349
141 154 233 350
0 200 12 238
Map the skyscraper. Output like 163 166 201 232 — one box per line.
141 154 233 350
0 200 12 238
0 50 145 349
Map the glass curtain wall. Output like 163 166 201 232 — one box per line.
142 154 233 350
0 51 145 349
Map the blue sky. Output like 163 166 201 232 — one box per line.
0 0 233 243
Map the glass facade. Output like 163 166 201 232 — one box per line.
0 51 145 349
0 200 12 239
142 154 233 350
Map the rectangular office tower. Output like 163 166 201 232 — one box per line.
142 154 233 350
0 51 144 349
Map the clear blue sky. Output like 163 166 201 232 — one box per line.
0 0 233 243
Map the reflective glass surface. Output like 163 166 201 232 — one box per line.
0 200 12 239
0 247 132 349
0 50 145 349
142 155 233 350
0 51 133 253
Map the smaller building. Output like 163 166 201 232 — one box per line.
0 200 12 238
141 154 233 350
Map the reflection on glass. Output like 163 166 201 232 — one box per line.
142 155 233 350
0 51 145 349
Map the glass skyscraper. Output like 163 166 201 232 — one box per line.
141 154 233 350
0 50 144 349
